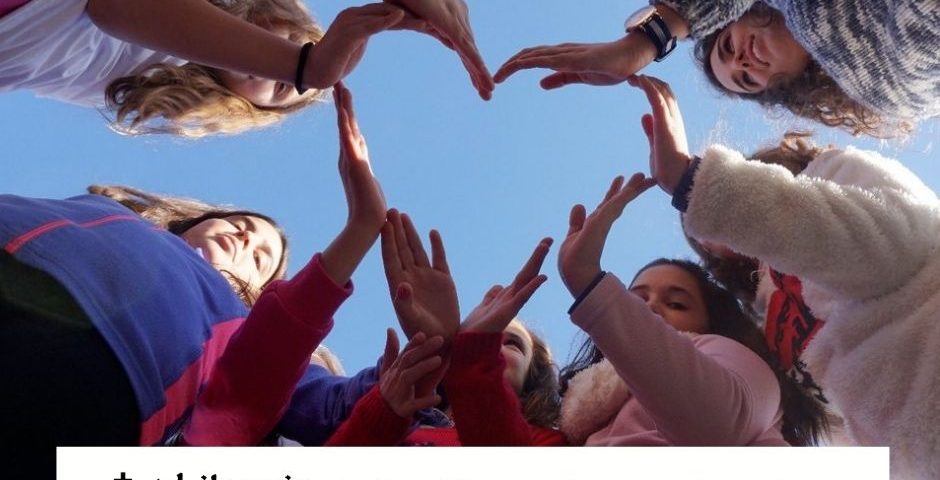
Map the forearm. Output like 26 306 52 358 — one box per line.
682 146 940 299
183 254 351 445
321 224 380 286
571 274 778 445
86 0 299 81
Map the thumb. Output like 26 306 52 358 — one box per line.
380 328 400 376
640 114 654 147
394 283 415 312
566 204 587 237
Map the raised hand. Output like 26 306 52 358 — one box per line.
305 3 406 90
381 209 460 342
385 0 494 100
336 82 386 232
320 83 386 286
630 75 693 194
379 329 446 418
461 238 552 334
493 35 656 89
558 174 656 298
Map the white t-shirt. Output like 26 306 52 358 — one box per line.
0 0 184 106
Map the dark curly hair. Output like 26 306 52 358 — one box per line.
693 4 909 138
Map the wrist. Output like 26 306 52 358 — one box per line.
562 265 603 299
321 225 377 285
654 3 690 39
618 34 658 67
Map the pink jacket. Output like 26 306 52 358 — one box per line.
561 273 787 446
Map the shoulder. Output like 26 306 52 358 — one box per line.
802 147 938 203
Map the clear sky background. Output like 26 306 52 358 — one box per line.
1 0 937 374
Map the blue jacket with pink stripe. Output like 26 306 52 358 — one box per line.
0 193 249 444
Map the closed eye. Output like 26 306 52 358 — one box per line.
667 302 687 311
723 31 734 56
504 337 525 353
741 72 759 89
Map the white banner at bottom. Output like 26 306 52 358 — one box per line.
58 446 890 480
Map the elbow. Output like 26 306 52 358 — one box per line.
85 0 133 36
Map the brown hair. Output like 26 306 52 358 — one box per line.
517 321 561 429
694 4 910 139
105 0 326 138
88 184 289 306
560 259 829 445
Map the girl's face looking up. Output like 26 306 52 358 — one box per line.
629 265 710 334
709 12 811 94
216 25 307 108
182 214 285 291
502 319 535 395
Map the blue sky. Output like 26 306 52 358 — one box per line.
1 0 937 374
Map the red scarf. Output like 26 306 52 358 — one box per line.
764 269 826 370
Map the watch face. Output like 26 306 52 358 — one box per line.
625 5 657 31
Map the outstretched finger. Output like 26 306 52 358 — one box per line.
602 176 625 205
429 229 450 274
640 114 655 146
397 334 445 368
401 214 430 268
400 355 444 384
380 328 401 376
381 219 405 280
539 71 588 90
388 209 416 268
480 284 503 306
635 75 670 125
509 237 553 291
452 34 494 99
567 204 586 237
612 173 657 209
509 274 548 310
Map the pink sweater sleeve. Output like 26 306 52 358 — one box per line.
182 253 352 445
570 273 781 446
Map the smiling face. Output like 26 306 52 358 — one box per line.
629 264 710 334
502 319 535 395
709 11 810 94
181 214 285 292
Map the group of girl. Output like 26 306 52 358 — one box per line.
1 0 939 479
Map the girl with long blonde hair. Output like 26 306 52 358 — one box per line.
0 0 493 138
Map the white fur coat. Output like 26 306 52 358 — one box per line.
683 145 940 479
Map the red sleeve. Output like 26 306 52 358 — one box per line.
325 385 412 446
182 253 352 445
444 332 540 446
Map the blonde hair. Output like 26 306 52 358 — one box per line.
105 0 326 138
311 345 346 376
88 184 290 306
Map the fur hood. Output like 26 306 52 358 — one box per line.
559 359 629 445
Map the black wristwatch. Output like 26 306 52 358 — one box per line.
624 5 677 62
